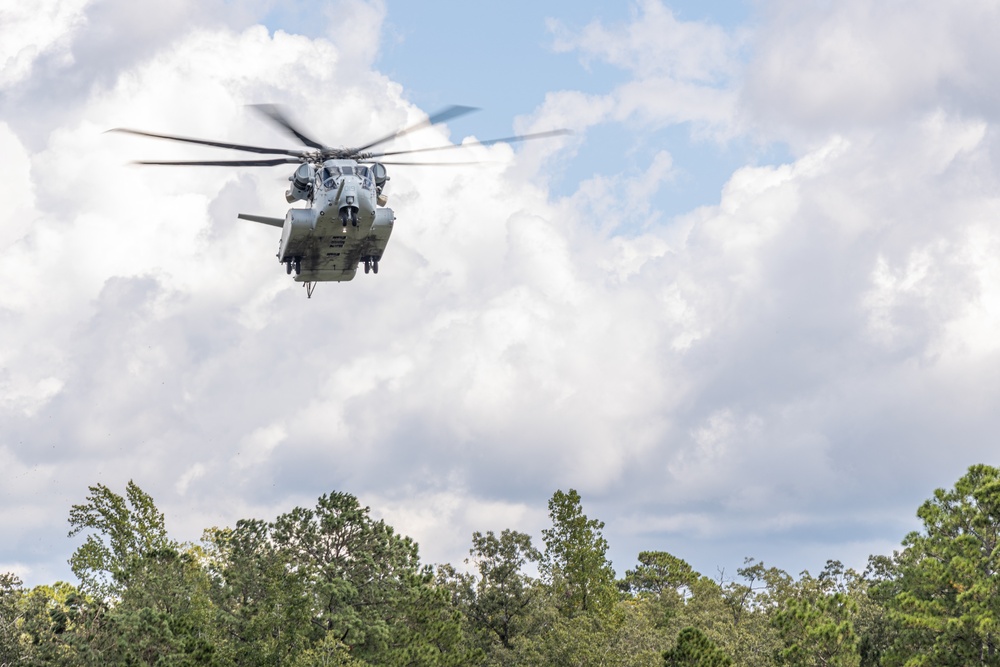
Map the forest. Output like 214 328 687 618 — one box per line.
1 464 999 666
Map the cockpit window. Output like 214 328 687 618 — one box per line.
341 166 354 176
320 166 339 188
357 166 369 178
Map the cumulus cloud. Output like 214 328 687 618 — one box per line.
544 0 745 137
742 0 1000 143
3 0 1000 586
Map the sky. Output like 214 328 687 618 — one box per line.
3 0 1000 588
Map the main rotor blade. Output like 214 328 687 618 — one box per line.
359 159 488 166
366 129 572 159
108 128 308 157
351 105 479 154
133 157 303 167
249 104 326 150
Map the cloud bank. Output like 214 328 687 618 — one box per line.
2 0 999 584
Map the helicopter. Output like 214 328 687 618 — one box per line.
111 105 568 297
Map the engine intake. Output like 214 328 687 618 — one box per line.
285 163 315 203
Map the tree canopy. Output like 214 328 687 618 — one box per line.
3 464 999 666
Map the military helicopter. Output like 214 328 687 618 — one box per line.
111 105 568 297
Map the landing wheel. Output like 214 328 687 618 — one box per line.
293 257 301 275
285 261 292 275
351 209 359 227
364 258 371 274
372 259 379 274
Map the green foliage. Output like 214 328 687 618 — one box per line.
541 489 617 616
206 490 474 667
204 519 313 665
511 601 664 667
621 551 699 599
465 529 541 650
772 587 859 667
109 545 218 666
14 466 1000 667
67 480 170 601
269 491 419 660
664 627 733 667
0 572 24 666
17 581 115 666
879 464 1000 666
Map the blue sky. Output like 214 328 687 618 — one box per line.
3 0 1000 588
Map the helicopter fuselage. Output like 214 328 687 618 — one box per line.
247 159 395 284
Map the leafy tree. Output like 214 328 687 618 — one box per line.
108 545 218 666
270 491 473 666
682 565 780 667
621 551 699 599
620 551 702 634
67 480 170 601
17 581 115 666
880 464 1000 665
269 492 419 655
204 519 313 666
513 602 665 667
1 572 24 665
66 481 217 665
664 627 733 667
541 489 616 616
772 582 859 667
466 530 542 650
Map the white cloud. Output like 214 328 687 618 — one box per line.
4 0 1000 586
0 0 89 87
742 0 1000 143
550 0 741 84
543 0 745 139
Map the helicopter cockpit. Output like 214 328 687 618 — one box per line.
318 165 374 190
319 166 339 189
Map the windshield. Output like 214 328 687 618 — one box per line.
320 166 339 188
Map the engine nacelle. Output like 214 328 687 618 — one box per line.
371 162 388 188
285 163 315 203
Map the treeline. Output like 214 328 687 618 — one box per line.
1 464 999 666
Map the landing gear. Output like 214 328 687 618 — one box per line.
363 257 380 275
285 257 302 275
304 281 316 298
372 259 379 274
286 261 292 274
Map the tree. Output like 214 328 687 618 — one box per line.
108 545 218 666
880 464 1000 665
269 491 474 666
772 580 859 667
204 519 313 666
465 530 542 650
17 581 116 667
664 627 733 667
67 480 170 601
66 481 217 665
621 551 699 600
1 572 24 665
541 489 617 616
